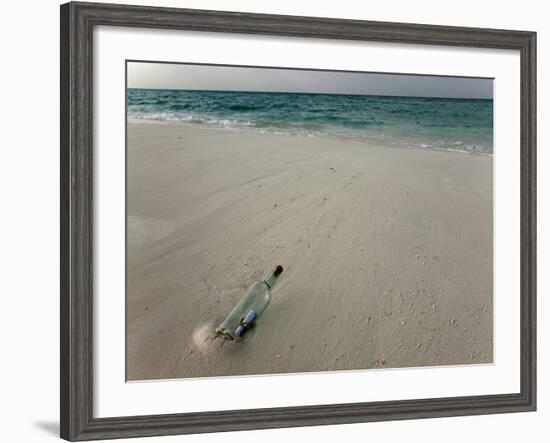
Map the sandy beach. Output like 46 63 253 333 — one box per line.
126 121 493 381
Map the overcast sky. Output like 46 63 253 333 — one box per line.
127 62 493 99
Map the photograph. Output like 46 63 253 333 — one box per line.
125 61 494 381
55 1 540 439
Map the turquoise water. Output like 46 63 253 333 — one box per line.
128 89 493 154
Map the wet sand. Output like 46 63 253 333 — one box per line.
126 121 493 381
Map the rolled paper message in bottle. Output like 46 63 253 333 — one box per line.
216 265 283 341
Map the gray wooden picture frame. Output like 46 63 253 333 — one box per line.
60 2 537 441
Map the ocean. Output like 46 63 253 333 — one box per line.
127 89 493 155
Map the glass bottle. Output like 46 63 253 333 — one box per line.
216 265 283 341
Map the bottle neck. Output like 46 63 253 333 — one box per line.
263 270 280 289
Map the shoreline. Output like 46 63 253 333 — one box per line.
126 121 493 381
127 117 493 157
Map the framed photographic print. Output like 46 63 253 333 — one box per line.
60 1 536 441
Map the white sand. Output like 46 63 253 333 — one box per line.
126 121 493 381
